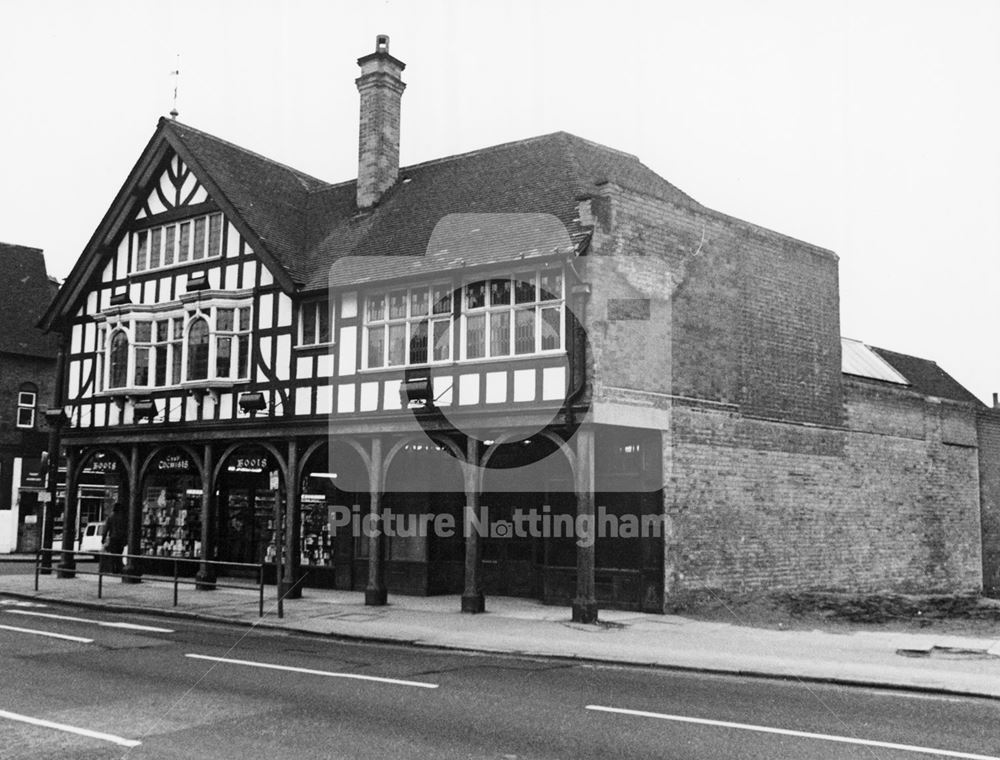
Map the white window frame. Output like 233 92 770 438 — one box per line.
16 391 36 429
101 301 252 390
362 282 454 369
131 212 224 274
298 299 334 347
459 270 564 362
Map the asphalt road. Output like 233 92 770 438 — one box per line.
1 598 999 760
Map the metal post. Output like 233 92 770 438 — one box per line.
274 480 284 619
98 565 103 598
41 334 67 574
34 551 40 590
173 560 179 607
259 564 265 617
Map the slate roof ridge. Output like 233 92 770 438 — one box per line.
162 117 329 191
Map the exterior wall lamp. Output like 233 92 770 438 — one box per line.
238 391 267 417
133 398 159 421
400 373 434 408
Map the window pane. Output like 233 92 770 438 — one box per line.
110 332 129 388
540 271 562 301
208 213 222 256
367 295 385 322
217 308 234 332
187 319 209 380
410 321 428 364
466 314 486 359
178 222 190 263
388 324 406 366
17 408 33 428
433 320 450 361
410 289 428 317
135 347 150 386
490 310 510 356
514 274 535 304
490 279 511 305
150 228 162 269
18 392 36 406
318 300 330 343
432 284 452 314
216 336 232 378
193 217 206 260
154 345 167 386
156 320 169 342
238 308 251 331
171 324 183 384
135 231 148 271
515 309 535 354
135 322 151 342
466 281 486 309
164 225 176 266
389 290 407 319
367 326 385 368
237 335 249 378
302 303 317 344
541 306 561 350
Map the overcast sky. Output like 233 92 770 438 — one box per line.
2 0 998 403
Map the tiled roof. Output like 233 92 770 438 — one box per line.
166 123 695 290
870 346 983 406
0 243 59 358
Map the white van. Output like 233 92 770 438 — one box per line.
77 522 105 553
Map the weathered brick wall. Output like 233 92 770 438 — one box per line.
978 409 1000 596
0 352 56 510
584 184 842 427
663 379 983 598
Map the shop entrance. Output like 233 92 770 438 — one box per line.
216 447 283 569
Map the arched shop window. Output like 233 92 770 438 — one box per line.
108 330 129 389
141 450 202 560
186 317 210 381
16 383 37 429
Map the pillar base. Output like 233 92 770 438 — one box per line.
365 586 387 606
461 592 485 614
195 569 217 590
572 598 599 624
121 571 142 585
55 562 76 579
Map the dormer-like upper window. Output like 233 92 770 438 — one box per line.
132 212 223 273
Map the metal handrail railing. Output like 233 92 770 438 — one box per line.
34 548 269 617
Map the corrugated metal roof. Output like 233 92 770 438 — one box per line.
841 338 909 385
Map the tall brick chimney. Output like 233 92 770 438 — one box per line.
356 34 406 209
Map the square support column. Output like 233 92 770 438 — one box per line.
282 438 303 599
365 437 387 606
572 428 598 623
122 444 142 583
462 436 485 613
196 442 216 589
56 447 78 578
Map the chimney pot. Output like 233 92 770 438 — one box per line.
993 392 999 409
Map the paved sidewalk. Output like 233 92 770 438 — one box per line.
2 562 1000 699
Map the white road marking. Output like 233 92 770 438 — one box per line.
0 709 140 748
5 609 174 633
185 653 439 689
0 600 48 607
586 705 1000 760
0 624 92 643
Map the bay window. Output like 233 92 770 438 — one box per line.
101 303 252 390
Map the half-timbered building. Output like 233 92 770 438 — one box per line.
40 36 998 619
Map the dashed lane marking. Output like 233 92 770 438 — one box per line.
585 705 1000 760
185 653 440 689
0 709 140 748
5 609 174 633
0 624 92 643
